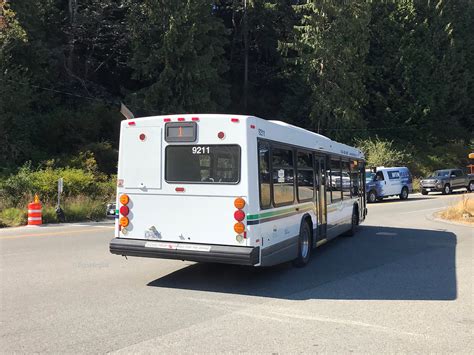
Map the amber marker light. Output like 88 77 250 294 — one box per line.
120 194 130 205
119 216 129 227
234 222 245 234
234 197 245 209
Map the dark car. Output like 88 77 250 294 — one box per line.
420 169 474 195
106 202 117 218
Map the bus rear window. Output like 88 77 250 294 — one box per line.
165 145 240 184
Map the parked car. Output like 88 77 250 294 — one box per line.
330 171 351 190
106 202 117 219
366 167 413 203
420 169 474 195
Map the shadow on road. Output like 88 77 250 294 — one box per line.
147 225 457 301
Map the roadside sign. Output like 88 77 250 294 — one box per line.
58 178 63 194
120 102 135 120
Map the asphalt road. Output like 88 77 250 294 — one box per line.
1 193 473 353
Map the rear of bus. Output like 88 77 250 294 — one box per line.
109 114 260 265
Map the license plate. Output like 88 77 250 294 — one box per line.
144 242 211 252
109 209 115 214
426 188 431 191
177 244 211 252
145 242 177 249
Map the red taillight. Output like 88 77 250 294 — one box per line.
128 121 136 126
139 133 146 141
250 124 256 129
192 117 200 121
177 117 185 122
233 197 246 235
120 205 129 216
175 187 185 192
231 118 239 123
164 118 171 122
217 131 225 139
234 210 245 221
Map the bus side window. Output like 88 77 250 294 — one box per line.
330 158 342 203
326 164 331 205
258 142 271 208
341 160 351 199
297 151 314 202
350 161 360 196
272 147 295 206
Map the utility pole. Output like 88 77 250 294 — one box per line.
243 0 248 112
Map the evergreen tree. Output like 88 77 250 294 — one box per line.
365 0 472 146
285 0 371 141
127 0 229 114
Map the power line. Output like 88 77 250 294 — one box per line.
2 78 465 133
323 125 418 132
0 78 160 115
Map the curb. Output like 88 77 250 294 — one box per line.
426 211 474 228
0 219 114 231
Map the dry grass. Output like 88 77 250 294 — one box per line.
439 195 474 224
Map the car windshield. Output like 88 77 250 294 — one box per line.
366 172 375 182
429 170 450 178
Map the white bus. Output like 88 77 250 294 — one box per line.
110 114 367 267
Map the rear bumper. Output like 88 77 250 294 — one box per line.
110 238 260 266
421 184 442 191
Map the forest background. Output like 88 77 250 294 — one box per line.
0 0 473 225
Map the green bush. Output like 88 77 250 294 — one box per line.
356 137 411 169
0 208 27 227
0 163 115 207
0 198 108 227
411 141 471 177
412 177 421 193
0 161 116 227
62 197 106 222
42 206 59 224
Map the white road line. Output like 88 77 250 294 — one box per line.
399 207 443 214
269 311 427 338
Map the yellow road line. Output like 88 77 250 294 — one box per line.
0 226 114 240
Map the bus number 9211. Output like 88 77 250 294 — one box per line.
192 146 210 154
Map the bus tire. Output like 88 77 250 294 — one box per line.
368 190 377 203
345 205 359 237
399 187 409 200
293 221 311 267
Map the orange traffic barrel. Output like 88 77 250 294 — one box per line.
27 195 42 226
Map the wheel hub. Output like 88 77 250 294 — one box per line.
301 229 309 258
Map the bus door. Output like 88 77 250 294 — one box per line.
315 156 327 240
360 164 366 219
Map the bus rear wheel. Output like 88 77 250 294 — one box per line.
345 205 359 237
293 221 311 267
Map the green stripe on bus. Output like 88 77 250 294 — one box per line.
246 202 315 221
